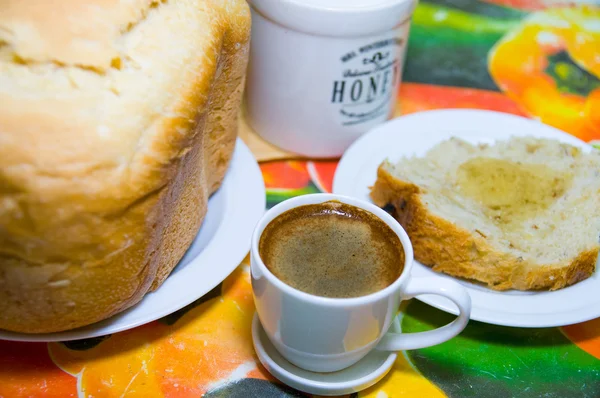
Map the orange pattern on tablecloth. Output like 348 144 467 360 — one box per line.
562 318 600 360
49 266 273 397
307 161 338 193
489 5 600 142
0 341 76 398
482 0 573 11
396 83 527 116
260 161 310 189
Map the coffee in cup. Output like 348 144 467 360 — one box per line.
258 200 404 298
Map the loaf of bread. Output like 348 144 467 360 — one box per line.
371 137 600 291
0 0 251 333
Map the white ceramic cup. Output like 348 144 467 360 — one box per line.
245 0 417 158
251 193 471 373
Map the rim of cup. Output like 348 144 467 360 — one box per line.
251 193 414 307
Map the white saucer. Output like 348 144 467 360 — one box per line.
333 109 600 328
252 313 399 396
0 139 266 342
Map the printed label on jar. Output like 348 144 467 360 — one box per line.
331 35 406 126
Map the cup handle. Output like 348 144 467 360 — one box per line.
376 277 471 351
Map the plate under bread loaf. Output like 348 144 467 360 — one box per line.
0 0 251 333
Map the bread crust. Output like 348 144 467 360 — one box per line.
370 164 598 291
0 0 251 333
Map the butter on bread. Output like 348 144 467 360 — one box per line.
0 0 251 333
370 137 600 291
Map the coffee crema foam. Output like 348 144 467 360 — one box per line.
259 201 404 298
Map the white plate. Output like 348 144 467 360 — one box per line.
333 109 600 328
1 139 266 342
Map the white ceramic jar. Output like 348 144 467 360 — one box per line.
245 0 417 158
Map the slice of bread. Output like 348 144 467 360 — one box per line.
370 137 600 291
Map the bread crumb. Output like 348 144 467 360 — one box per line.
47 280 71 288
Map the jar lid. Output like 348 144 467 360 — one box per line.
249 0 417 38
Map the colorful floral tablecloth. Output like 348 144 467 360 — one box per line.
1 0 599 397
